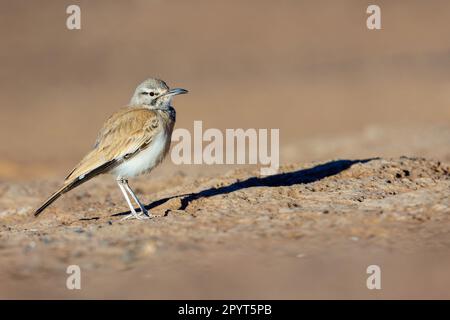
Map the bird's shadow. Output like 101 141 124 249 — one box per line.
109 158 377 218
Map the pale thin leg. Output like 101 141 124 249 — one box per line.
117 180 144 221
123 181 152 218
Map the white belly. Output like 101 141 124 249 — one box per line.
111 130 170 179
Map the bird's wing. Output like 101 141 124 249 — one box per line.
64 107 161 184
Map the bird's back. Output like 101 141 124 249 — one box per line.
65 106 168 184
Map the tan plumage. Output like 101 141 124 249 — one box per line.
33 78 187 218
66 107 161 182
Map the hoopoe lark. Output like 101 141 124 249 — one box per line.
34 78 188 220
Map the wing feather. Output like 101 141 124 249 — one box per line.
65 107 160 183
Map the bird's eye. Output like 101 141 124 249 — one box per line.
149 92 155 97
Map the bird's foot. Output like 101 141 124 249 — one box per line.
120 209 154 221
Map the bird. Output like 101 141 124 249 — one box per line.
33 78 188 220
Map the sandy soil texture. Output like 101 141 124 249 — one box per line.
1 148 449 299
0 1 449 299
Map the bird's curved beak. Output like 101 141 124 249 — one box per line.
165 88 188 97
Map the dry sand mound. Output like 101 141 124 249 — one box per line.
0 157 449 298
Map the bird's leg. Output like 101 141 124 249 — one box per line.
117 179 143 221
123 181 152 219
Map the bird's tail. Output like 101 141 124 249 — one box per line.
33 159 117 217
33 184 73 217
34 175 93 217
34 176 91 217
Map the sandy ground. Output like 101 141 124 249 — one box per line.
1 128 449 299
0 1 450 299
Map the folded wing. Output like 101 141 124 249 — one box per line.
66 107 160 182
34 107 160 216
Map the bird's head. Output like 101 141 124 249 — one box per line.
129 78 188 109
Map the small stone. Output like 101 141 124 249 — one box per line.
141 242 157 256
24 241 37 253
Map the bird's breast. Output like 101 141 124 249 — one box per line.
112 122 174 179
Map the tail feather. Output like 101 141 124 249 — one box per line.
34 185 71 217
33 159 118 217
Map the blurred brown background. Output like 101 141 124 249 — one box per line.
0 0 449 180
0 0 450 300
